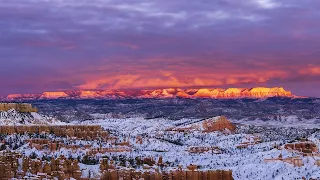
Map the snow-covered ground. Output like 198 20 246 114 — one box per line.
233 115 320 128
72 117 320 180
2 112 320 179
72 117 175 136
0 109 64 125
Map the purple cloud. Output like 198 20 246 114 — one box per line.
0 0 319 97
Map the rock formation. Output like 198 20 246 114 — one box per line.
101 169 234 180
0 125 108 140
265 154 303 167
3 86 294 100
171 116 236 133
203 116 236 132
6 94 40 100
40 92 69 99
79 90 102 98
284 141 318 154
0 103 38 112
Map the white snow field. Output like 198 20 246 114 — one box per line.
2 110 320 179
72 117 320 180
0 109 65 125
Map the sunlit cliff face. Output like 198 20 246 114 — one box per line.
39 92 69 99
4 87 293 100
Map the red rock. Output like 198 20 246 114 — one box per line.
40 92 69 99
4 87 293 100
203 116 236 132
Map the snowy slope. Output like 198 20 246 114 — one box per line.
72 117 320 179
73 117 175 136
232 115 320 128
0 109 64 125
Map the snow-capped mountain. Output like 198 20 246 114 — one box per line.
0 109 63 125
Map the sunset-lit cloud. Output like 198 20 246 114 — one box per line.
0 0 320 97
300 66 320 75
76 65 290 91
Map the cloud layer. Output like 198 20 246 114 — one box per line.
0 0 319 97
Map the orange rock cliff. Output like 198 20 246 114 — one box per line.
4 87 293 100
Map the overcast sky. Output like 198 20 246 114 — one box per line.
0 0 319 97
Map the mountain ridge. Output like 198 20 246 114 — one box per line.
3 87 295 100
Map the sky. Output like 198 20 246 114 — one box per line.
0 0 319 97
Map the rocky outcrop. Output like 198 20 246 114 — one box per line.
143 87 293 98
284 142 318 154
6 94 40 100
203 116 236 132
0 103 38 112
101 169 234 180
3 87 294 100
192 87 292 98
0 125 107 140
0 106 63 125
0 152 81 179
40 92 69 99
79 90 102 98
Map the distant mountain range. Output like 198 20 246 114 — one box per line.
2 87 295 100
